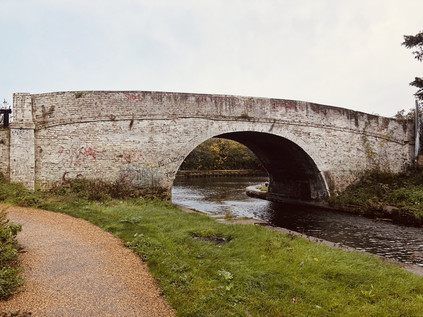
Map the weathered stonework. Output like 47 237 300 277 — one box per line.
9 93 35 189
0 130 10 178
3 91 415 201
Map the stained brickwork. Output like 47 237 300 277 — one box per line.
1 91 414 199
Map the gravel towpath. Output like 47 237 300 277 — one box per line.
0 205 175 316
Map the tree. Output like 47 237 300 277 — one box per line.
180 138 264 171
402 31 423 101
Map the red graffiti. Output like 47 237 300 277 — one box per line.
125 94 143 102
79 147 100 159
272 101 296 110
122 153 144 164
62 171 69 183
62 171 83 183
377 120 390 132
377 125 389 132
196 96 240 105
57 145 102 168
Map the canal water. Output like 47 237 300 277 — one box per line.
172 176 423 266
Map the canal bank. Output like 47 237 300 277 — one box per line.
175 202 423 276
328 168 423 227
172 176 423 267
246 181 423 227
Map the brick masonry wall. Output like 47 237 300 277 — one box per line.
9 91 415 196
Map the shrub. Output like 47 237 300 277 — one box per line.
51 178 169 201
0 208 23 299
329 167 423 223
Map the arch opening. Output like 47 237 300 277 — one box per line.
173 131 328 203
178 137 267 175
214 131 329 202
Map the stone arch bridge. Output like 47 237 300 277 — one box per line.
0 91 414 202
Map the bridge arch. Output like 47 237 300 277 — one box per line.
175 131 329 201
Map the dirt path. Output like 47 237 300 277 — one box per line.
0 205 175 316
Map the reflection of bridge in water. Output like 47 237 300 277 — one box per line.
2 91 414 203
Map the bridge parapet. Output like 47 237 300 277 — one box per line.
28 92 405 134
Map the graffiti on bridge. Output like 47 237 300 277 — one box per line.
271 101 296 111
57 145 102 168
157 155 185 168
195 95 242 105
124 94 144 102
118 165 163 187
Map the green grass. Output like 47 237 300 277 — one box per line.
1 179 423 315
329 167 423 224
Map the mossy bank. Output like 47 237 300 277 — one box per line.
328 167 423 226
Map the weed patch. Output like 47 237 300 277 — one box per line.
329 167 423 225
51 178 169 201
0 207 23 299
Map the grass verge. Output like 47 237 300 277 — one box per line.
0 207 23 299
1 179 423 315
329 167 423 225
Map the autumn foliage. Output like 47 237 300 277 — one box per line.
180 138 264 171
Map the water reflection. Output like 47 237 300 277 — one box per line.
172 176 423 265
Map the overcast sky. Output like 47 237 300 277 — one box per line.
1 0 422 117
